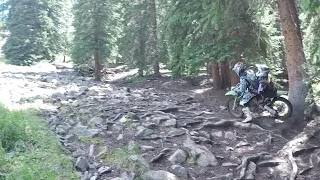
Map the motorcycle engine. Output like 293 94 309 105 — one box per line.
248 98 261 112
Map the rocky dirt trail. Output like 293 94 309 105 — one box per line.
1 62 320 180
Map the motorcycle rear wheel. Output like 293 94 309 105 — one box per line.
227 98 244 118
269 97 293 119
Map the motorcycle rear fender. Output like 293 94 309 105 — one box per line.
276 90 289 99
225 90 237 96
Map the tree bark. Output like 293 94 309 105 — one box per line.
211 62 222 90
220 60 231 89
151 0 161 77
138 9 146 77
93 2 101 81
277 0 308 117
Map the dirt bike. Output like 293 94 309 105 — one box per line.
225 84 293 119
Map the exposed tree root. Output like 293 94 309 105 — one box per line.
196 119 266 131
273 117 320 179
237 152 270 180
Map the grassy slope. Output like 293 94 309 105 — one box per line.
0 104 77 180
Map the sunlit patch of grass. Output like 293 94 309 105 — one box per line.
102 144 149 175
78 136 103 145
0 103 77 179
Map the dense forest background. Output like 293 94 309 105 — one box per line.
0 0 319 118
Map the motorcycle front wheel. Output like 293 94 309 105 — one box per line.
227 98 244 118
269 97 293 119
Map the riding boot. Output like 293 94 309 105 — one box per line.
242 107 253 123
263 105 277 117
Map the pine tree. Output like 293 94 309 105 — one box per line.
116 0 151 77
277 0 309 117
71 0 119 81
2 0 63 65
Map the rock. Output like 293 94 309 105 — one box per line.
135 127 154 137
142 170 179 180
90 176 98 180
200 131 212 139
168 149 187 165
129 155 150 173
64 134 76 141
72 150 86 158
190 136 212 144
141 145 155 152
71 124 100 138
161 148 171 154
75 157 89 172
88 117 103 127
153 116 171 124
211 131 223 138
140 135 161 140
170 165 189 179
235 141 250 148
224 131 236 140
98 166 111 174
168 129 186 138
117 134 124 141
211 173 233 180
119 116 129 123
55 125 69 135
80 171 89 180
150 153 166 163
52 92 67 101
245 162 257 180
127 112 140 120
128 141 138 151
159 107 179 113
220 106 227 110
164 119 177 127
89 144 94 157
189 131 199 136
183 138 218 167
143 122 158 129
221 162 238 167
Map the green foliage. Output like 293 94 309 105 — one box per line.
78 136 103 145
71 0 120 67
0 105 27 152
2 0 64 65
163 0 269 77
102 144 149 175
301 0 320 114
116 0 153 76
0 104 77 179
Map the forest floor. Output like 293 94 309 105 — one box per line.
0 61 320 180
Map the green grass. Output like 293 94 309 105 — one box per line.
0 103 77 180
78 136 103 145
102 144 149 176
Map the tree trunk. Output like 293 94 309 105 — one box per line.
211 62 222 90
63 55 66 62
220 60 231 89
151 0 161 77
93 2 101 81
138 10 146 77
94 50 101 81
277 0 308 117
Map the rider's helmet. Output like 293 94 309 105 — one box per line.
232 62 246 77
255 64 270 78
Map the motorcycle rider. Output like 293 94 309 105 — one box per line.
255 64 277 115
232 62 260 123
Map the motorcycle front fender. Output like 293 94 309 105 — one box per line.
225 90 238 97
